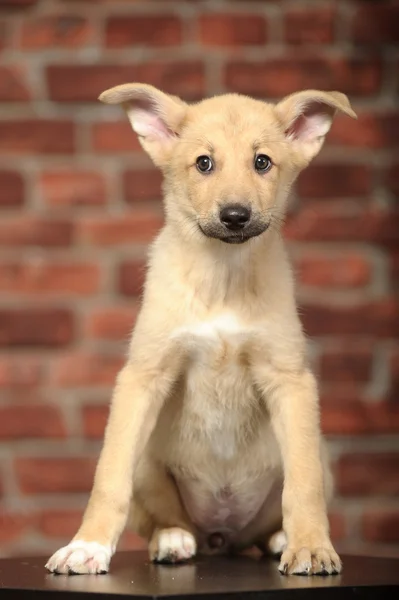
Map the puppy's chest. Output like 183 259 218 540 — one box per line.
172 313 260 458
172 312 254 356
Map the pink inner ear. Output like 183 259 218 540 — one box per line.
129 97 176 142
286 102 334 142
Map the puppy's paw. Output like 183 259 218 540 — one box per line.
45 541 112 575
279 545 341 576
149 527 196 564
268 530 287 557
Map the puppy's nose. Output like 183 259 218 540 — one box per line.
220 204 251 231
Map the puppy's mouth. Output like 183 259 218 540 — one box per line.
198 222 269 244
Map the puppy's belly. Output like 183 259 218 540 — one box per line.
176 475 279 537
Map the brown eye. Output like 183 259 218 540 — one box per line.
196 155 213 173
254 154 272 173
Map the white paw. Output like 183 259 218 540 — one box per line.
279 545 341 576
45 541 112 575
268 530 287 556
149 528 196 564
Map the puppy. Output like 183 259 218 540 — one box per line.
46 85 356 576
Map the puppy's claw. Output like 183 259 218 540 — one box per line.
278 562 289 575
317 561 329 577
331 559 341 574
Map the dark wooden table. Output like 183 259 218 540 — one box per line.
1 551 398 599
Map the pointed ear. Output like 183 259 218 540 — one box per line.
275 90 357 162
99 83 188 167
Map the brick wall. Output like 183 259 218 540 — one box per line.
0 0 398 559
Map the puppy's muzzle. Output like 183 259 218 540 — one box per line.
198 203 269 244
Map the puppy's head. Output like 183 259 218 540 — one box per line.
99 84 356 245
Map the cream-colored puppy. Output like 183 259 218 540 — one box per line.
46 85 356 576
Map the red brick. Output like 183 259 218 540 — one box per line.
0 170 24 207
284 7 335 45
0 357 42 389
85 306 138 341
224 57 381 98
320 344 373 383
0 218 73 247
386 162 399 196
357 208 399 247
82 404 108 439
329 512 346 542
52 352 123 387
391 251 399 288
363 511 399 543
0 120 75 154
297 254 371 288
0 308 74 347
78 212 163 245
199 13 267 46
353 5 399 44
0 261 100 295
138 60 205 100
335 453 399 496
0 404 66 439
0 0 38 7
106 15 182 48
47 62 205 102
321 396 399 436
301 298 399 338
0 511 33 544
15 457 96 494
118 260 146 297
297 164 372 199
20 15 92 49
390 349 399 402
123 169 163 204
0 21 7 51
330 112 399 149
37 509 83 538
40 171 107 208
46 64 132 101
0 66 30 101
284 207 399 246
392 348 399 378
91 121 142 153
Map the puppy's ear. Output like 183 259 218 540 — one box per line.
275 90 357 162
99 83 187 167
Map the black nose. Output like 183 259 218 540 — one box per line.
219 204 251 231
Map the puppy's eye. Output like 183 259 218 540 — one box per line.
196 155 213 173
254 154 272 173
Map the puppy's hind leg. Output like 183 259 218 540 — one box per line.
134 458 197 564
266 530 287 558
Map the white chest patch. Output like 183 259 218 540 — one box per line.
172 312 246 342
172 312 259 461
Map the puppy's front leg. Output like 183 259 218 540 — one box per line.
256 365 340 576
46 341 185 575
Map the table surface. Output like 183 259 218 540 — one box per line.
1 551 399 599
